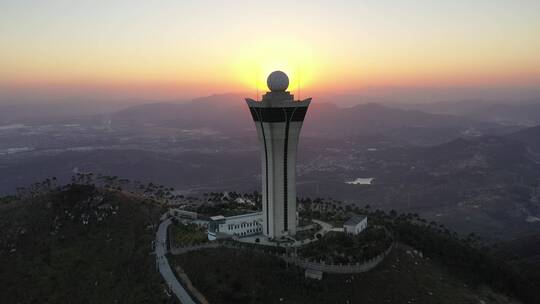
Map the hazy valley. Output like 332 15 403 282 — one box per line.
2 95 540 242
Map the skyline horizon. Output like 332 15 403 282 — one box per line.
1 82 539 107
2 1 540 104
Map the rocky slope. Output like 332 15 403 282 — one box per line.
0 184 168 303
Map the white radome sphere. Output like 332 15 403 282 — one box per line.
267 71 289 92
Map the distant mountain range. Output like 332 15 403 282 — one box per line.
389 99 540 126
112 94 517 145
0 100 153 123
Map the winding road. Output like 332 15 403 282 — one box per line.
155 218 196 304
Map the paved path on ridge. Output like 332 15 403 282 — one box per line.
155 218 196 304
312 219 333 234
291 219 334 246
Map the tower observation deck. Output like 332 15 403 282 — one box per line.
246 71 311 239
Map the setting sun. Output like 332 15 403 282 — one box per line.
0 1 539 101
231 39 320 98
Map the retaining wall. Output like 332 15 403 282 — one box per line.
170 243 221 255
281 243 394 274
171 241 394 274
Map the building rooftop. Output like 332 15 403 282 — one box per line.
344 215 367 226
224 212 262 220
209 215 226 221
305 268 323 280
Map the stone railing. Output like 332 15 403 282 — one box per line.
170 240 394 274
281 243 394 274
170 242 220 255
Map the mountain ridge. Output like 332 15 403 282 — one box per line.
112 97 514 145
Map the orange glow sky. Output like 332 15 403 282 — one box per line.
1 1 540 102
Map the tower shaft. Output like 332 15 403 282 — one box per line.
247 91 310 239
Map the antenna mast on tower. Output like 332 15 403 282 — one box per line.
256 69 259 101
297 65 301 101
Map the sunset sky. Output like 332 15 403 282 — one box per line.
1 0 540 102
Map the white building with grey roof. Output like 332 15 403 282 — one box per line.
207 212 263 241
343 215 368 235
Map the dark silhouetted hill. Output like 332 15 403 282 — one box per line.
509 124 540 153
0 184 168 303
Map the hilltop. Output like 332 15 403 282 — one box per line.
1 180 538 303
